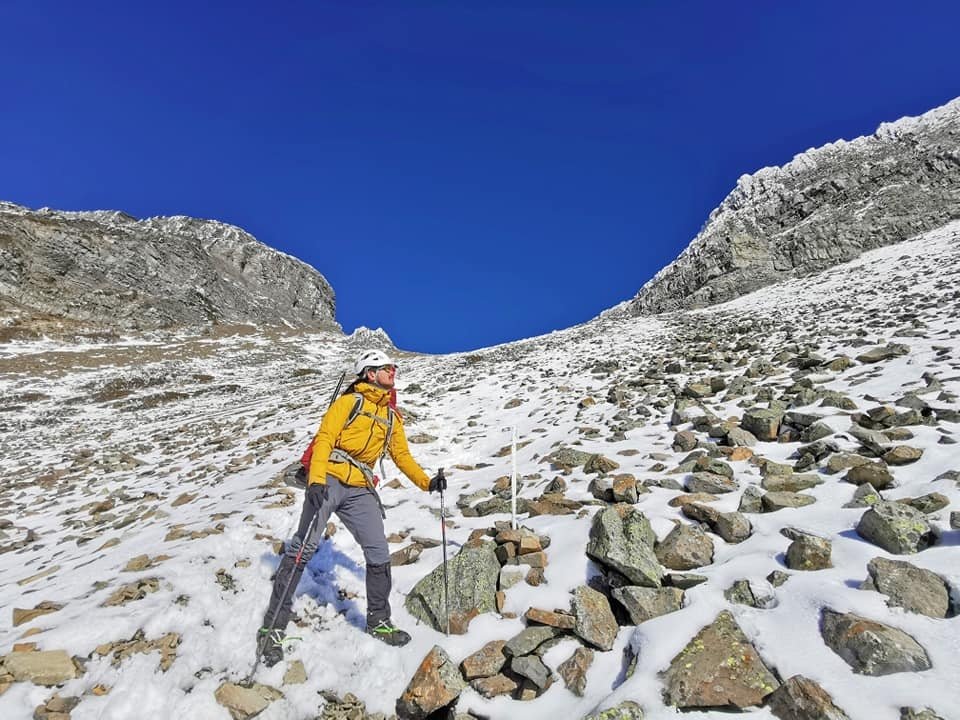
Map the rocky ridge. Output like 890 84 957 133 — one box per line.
0 201 338 336
613 96 960 317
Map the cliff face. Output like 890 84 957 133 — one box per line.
0 203 339 331
619 97 960 316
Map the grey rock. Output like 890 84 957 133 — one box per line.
510 654 552 689
843 483 882 508
845 462 896 490
856 501 936 554
900 708 946 720
726 426 759 447
785 534 832 570
405 540 500 632
762 491 816 512
682 503 753 543
586 505 662 587
655 523 715 570
762 473 823 492
0 202 337 331
724 579 760 607
899 492 950 514
826 453 871 475
801 422 835 443
504 626 563 658
686 472 739 494
741 408 785 441
665 573 708 589
544 447 593 468
766 675 851 720
856 344 911 364
571 585 618 651
820 609 931 675
739 485 764 513
611 586 684 624
865 557 951 618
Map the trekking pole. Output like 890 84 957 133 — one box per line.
248 511 320 682
438 468 450 636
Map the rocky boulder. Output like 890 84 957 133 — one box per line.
820 609 932 675
586 505 662 587
405 539 500 632
856 501 936 554
864 557 952 618
396 646 466 720
662 611 779 709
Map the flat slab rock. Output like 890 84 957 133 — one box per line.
214 682 283 720
661 610 779 709
1 650 79 686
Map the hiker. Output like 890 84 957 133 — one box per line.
257 349 446 665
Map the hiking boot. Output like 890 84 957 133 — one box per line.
366 619 411 647
257 627 285 667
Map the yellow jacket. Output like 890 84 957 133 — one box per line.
307 382 431 491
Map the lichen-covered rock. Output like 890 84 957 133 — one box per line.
820 609 932 675
785 534 833 571
405 540 500 632
766 675 851 720
557 646 593 696
583 701 645 719
864 557 951 618
571 585 618 651
662 610 779 708
856 501 936 554
762 491 816 512
460 640 508 680
396 646 466 720
586 505 662 587
655 523 714 570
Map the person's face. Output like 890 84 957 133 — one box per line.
367 364 397 389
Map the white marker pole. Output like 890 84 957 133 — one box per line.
511 426 518 530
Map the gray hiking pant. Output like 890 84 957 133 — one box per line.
262 477 392 633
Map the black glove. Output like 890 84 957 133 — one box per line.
428 469 447 493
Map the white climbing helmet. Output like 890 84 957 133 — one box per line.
354 349 396 376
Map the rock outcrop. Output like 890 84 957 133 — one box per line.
0 201 338 331
613 97 960 316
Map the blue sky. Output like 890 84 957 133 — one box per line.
2 2 958 353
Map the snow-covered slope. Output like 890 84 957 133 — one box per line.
1 222 959 719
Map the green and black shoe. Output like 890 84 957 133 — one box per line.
257 627 285 667
366 619 411 647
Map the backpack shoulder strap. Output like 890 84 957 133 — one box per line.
345 393 364 427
